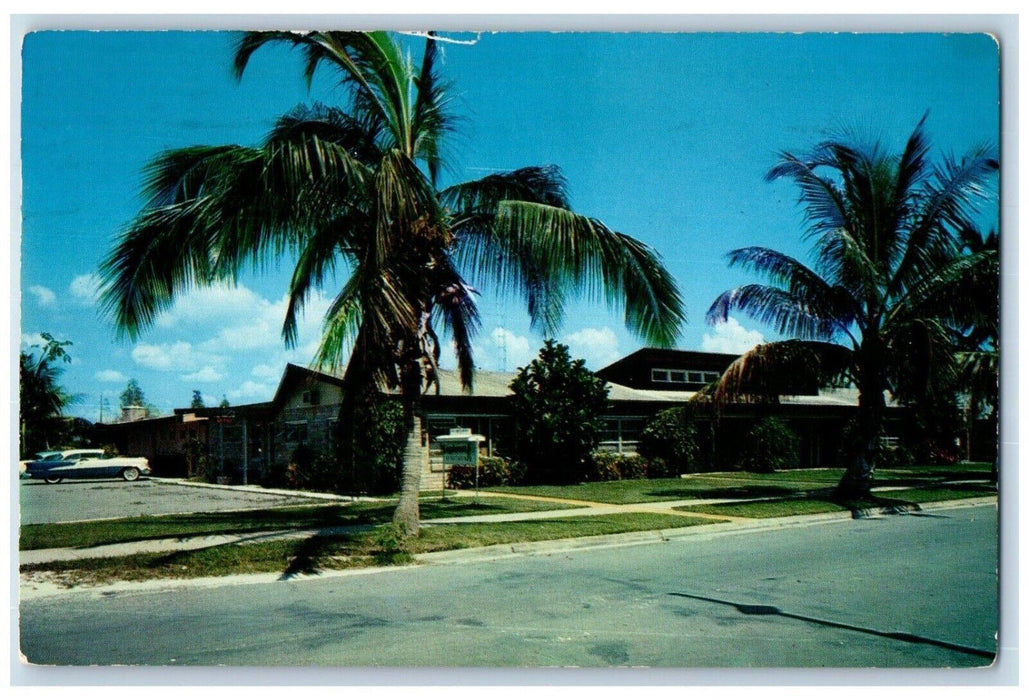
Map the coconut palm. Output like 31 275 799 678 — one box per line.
99 31 685 534
707 117 997 498
20 333 76 454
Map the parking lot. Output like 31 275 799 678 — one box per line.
18 478 331 525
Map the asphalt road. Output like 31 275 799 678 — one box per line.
18 504 999 672
17 478 324 525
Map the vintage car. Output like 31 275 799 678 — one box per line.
24 449 151 484
18 451 63 475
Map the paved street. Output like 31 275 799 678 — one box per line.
18 504 998 671
18 478 329 525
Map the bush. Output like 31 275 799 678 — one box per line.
584 452 651 482
638 407 699 474
445 455 524 489
737 417 799 473
586 451 623 482
644 456 677 479
877 442 916 468
283 445 345 493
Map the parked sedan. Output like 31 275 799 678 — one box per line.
24 449 151 484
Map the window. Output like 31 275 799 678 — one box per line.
283 422 308 443
653 368 722 386
651 369 670 383
301 390 321 405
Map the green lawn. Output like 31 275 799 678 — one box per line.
675 482 995 519
482 464 994 505
21 512 713 587
20 495 576 551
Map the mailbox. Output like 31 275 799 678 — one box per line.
436 427 486 468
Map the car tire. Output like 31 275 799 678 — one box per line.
43 477 63 484
121 467 140 482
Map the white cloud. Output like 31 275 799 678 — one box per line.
28 285 56 306
561 327 621 369
69 274 100 304
180 366 224 383
251 363 283 381
476 327 535 371
151 283 333 363
227 380 276 402
95 369 128 383
131 341 221 372
20 333 47 349
701 317 765 354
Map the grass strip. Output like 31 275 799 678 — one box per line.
20 496 576 551
483 466 994 505
21 512 713 587
675 483 995 519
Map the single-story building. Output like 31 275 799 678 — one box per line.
98 348 911 484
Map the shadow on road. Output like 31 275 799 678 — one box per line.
668 591 995 661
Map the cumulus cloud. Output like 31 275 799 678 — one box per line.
251 363 283 381
95 369 128 383
28 285 56 306
475 327 535 371
154 283 332 358
227 380 277 402
180 366 224 383
701 317 765 354
21 333 48 349
69 274 100 304
561 327 621 369
131 341 221 372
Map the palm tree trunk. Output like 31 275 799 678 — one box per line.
835 340 886 500
392 407 425 536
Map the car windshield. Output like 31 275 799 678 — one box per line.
41 453 66 462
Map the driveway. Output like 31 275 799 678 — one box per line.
18 478 326 525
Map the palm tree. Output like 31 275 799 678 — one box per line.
706 117 997 498
99 32 685 535
20 333 76 454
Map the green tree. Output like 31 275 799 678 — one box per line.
119 378 145 407
950 227 999 467
638 406 699 474
508 340 611 484
119 378 160 418
19 333 77 455
707 117 998 498
98 32 685 535
190 389 206 409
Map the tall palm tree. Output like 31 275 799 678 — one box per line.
706 117 997 498
99 31 685 534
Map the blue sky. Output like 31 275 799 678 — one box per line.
18 30 1000 421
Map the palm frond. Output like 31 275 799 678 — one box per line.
483 201 684 345
710 340 854 405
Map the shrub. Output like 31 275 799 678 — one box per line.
638 407 699 474
585 452 651 482
645 456 676 479
737 417 799 473
586 451 623 482
284 446 345 493
445 455 524 489
877 442 916 468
